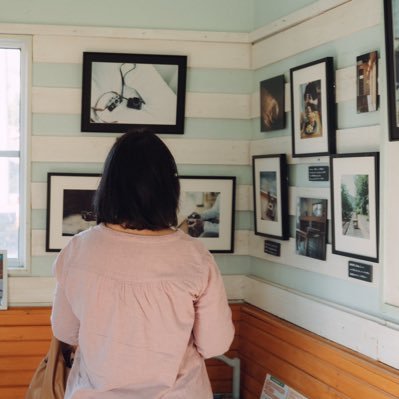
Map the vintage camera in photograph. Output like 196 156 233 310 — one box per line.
127 96 145 110
105 95 123 112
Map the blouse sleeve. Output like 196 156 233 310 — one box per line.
51 247 80 346
192 253 235 359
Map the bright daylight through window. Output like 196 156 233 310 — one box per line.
0 40 28 268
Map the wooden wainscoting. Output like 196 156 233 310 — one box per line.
239 303 399 399
0 304 241 399
2 303 399 399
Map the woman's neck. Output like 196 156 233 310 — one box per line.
105 223 175 236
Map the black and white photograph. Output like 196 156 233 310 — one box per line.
330 153 379 262
81 52 187 134
356 51 378 113
178 177 235 253
296 197 328 261
260 75 285 132
290 57 335 157
0 250 7 310
252 154 289 240
46 173 101 252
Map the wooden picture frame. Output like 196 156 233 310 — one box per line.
252 154 289 240
290 57 336 157
330 152 379 262
178 176 236 253
46 173 101 252
81 52 187 134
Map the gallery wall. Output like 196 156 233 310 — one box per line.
3 0 399 369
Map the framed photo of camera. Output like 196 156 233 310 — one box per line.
178 176 236 253
81 52 187 134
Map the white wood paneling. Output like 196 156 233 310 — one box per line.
33 35 251 69
249 235 379 284
249 0 350 43
243 276 399 369
252 0 380 69
32 87 251 120
0 23 249 43
249 125 380 163
32 136 250 165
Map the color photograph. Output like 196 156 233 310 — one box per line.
341 174 370 239
260 75 285 132
296 197 328 261
300 79 322 138
259 171 278 222
356 51 378 113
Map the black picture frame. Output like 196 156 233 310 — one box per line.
290 57 336 157
81 52 187 134
252 154 289 240
383 0 399 140
260 74 286 132
46 173 101 252
178 176 236 253
330 152 379 263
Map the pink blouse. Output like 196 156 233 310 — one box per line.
51 224 234 399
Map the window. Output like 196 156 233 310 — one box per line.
0 37 30 269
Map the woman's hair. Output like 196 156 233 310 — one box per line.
94 129 180 230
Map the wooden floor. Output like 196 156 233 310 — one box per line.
1 303 399 399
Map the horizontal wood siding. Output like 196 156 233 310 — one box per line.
0 304 241 399
239 304 399 399
2 304 399 399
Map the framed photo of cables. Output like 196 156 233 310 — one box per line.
81 52 187 134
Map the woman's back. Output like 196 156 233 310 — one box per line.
51 224 234 398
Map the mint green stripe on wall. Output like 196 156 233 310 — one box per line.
32 114 252 140
33 63 253 94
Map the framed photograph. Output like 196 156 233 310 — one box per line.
46 173 101 252
290 57 336 157
178 176 236 253
356 51 378 113
252 154 289 240
330 153 379 262
384 0 399 140
81 52 187 134
296 197 328 261
260 75 285 132
0 250 7 310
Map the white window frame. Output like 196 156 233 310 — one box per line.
0 35 31 272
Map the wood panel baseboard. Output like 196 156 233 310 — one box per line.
1 303 399 399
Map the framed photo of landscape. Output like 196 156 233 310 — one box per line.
330 153 379 262
178 176 236 253
46 173 101 252
290 57 336 157
252 154 289 240
81 52 187 134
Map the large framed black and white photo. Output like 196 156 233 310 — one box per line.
46 173 101 252
178 176 236 253
81 52 187 134
252 154 289 240
290 57 336 157
330 153 379 262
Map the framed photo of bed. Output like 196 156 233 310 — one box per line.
46 173 102 252
81 52 187 134
178 176 236 253
252 154 289 240
290 57 336 157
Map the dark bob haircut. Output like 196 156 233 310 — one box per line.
94 129 180 230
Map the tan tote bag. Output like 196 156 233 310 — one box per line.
25 336 73 399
